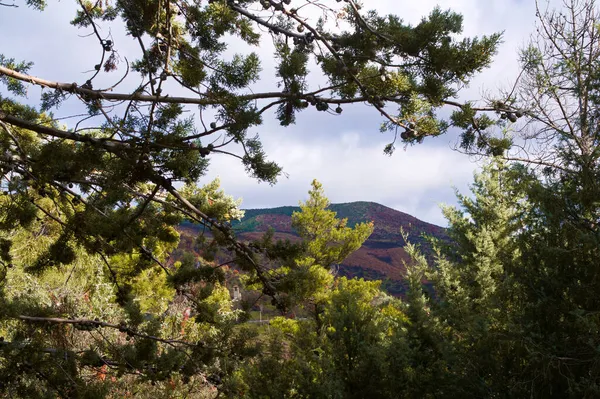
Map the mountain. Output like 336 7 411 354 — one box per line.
177 201 448 296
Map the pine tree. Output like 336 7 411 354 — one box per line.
493 1 600 395
229 183 407 399
415 2 600 396
0 0 505 396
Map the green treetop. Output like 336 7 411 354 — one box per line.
292 179 374 272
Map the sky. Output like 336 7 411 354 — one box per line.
0 0 555 226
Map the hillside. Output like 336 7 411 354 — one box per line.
177 201 447 296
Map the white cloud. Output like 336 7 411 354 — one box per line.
205 129 479 226
1 0 559 226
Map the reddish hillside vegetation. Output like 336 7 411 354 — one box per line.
176 202 447 295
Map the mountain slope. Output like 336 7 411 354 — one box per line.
231 201 448 295
176 201 446 295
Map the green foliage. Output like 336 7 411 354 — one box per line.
227 2 600 389
229 277 407 399
25 0 46 11
250 179 375 308
10 0 596 397
168 255 225 288
0 178 248 397
180 178 245 222
292 180 374 270
0 56 33 97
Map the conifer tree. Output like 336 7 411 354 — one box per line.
486 2 600 394
244 179 373 312
411 2 600 393
419 155 600 397
229 182 403 399
0 0 506 396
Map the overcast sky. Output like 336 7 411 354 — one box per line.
0 0 556 226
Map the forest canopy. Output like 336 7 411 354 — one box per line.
1 0 600 397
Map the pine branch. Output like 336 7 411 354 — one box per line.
0 65 370 106
0 110 130 151
17 315 196 347
228 2 304 39
153 175 285 308
0 109 286 308
0 64 428 110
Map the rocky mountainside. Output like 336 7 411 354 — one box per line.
177 201 448 296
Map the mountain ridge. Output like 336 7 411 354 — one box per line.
177 201 447 296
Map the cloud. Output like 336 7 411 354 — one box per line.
204 129 479 226
0 0 554 226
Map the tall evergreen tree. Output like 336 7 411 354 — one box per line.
229 182 402 399
411 2 600 396
0 1 503 396
494 2 600 394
